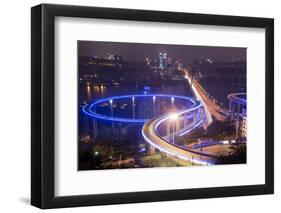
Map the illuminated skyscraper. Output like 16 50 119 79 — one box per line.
159 52 163 69
163 52 167 69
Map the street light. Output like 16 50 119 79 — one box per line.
109 99 114 136
109 99 113 105
153 96 156 116
109 99 113 116
169 113 178 144
171 97 175 105
132 97 135 119
169 113 178 121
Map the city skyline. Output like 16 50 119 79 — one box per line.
78 40 247 170
78 41 246 64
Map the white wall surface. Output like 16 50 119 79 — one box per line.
0 0 279 212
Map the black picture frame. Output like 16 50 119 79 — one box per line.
31 3 274 209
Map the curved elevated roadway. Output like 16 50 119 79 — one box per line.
83 93 214 165
142 110 214 166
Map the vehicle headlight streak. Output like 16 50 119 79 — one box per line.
184 72 213 126
82 94 211 165
141 128 212 166
144 101 212 165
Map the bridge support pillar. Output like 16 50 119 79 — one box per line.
153 96 156 116
149 145 156 155
92 118 98 140
91 106 98 140
184 113 187 128
166 122 170 137
132 97 135 119
171 97 175 107
193 111 197 126
230 104 235 120
229 100 232 111
172 121 175 144
176 119 180 132
235 103 241 139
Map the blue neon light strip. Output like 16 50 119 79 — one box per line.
227 93 247 105
82 93 211 165
82 94 199 123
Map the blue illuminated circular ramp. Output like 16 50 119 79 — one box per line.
82 93 213 165
227 92 247 105
82 94 198 123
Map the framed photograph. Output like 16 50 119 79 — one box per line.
31 4 274 209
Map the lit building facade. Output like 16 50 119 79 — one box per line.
228 93 247 139
159 52 164 69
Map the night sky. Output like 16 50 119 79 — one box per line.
78 40 246 64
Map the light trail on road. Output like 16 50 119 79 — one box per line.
83 93 213 165
184 69 213 126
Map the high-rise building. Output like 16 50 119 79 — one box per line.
163 53 167 69
167 57 172 66
175 60 183 70
159 52 163 69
